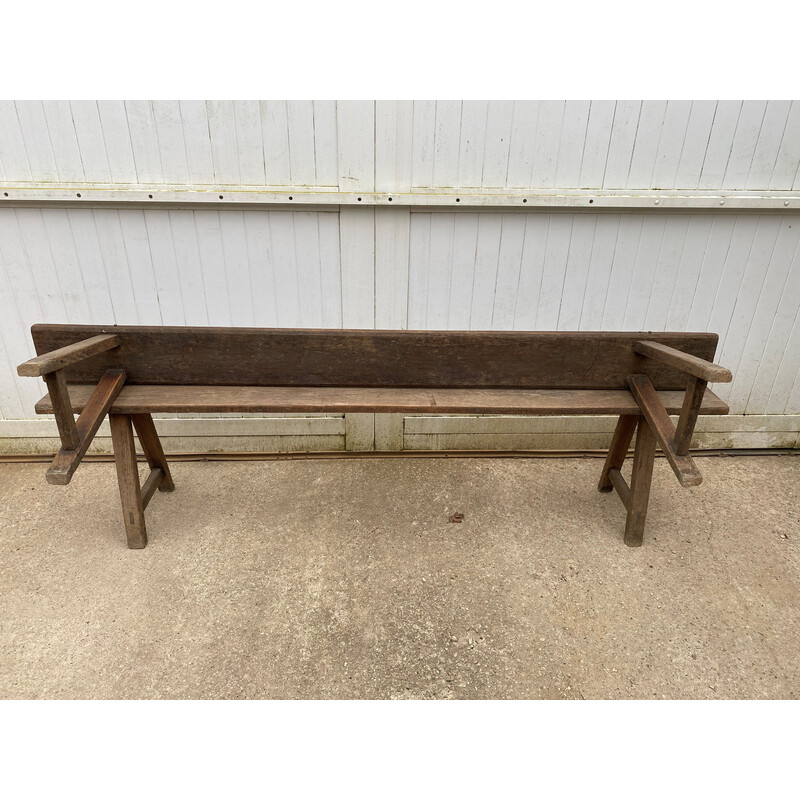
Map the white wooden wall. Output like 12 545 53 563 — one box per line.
2 101 800 453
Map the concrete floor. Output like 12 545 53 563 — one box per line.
0 454 798 699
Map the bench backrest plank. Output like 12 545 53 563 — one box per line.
31 325 719 390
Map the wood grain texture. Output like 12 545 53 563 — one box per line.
634 340 732 383
598 414 638 492
18 334 120 377
140 468 163 509
131 413 175 492
674 377 708 456
45 369 126 485
35 384 730 417
109 413 147 549
607 468 630 509
627 374 703 487
31 325 720 390
43 370 79 450
624 416 657 547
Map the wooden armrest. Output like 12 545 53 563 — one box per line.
17 334 120 377
634 340 732 383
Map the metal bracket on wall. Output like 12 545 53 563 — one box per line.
1 184 798 212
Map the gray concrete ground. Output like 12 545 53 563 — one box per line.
1 454 798 699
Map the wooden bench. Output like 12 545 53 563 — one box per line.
18 324 732 550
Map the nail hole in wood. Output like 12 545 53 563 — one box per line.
456 198 460 202
523 198 527 203
289 196 293 200
589 199 594 203
357 197 362 201
388 197 393 202
219 195 224 199
148 194 153 199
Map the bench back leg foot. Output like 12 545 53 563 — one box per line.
132 413 175 492
624 416 657 547
109 413 147 549
598 414 638 492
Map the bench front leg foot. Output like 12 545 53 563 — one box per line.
109 414 147 549
624 417 657 547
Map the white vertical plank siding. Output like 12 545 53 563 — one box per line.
578 101 616 189
2 100 800 452
179 101 215 185
458 101 489 188
603 101 642 188
337 101 375 329
432 101 462 188
491 214 527 329
69 102 112 184
626 100 667 189
151 101 190 185
0 101 31 181
698 101 743 189
375 101 412 333
554 101 590 188
650 101 692 190
126 101 164 184
41 102 85 183
481 102 514 188
2 99 800 192
769 101 800 190
233 100 266 186
673 101 718 189
14 102 59 183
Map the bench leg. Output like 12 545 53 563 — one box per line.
598 414 638 492
109 414 147 549
624 417 657 547
132 413 175 492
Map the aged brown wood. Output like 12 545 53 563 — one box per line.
607 468 631 509
674 376 708 456
18 334 120 377
131 414 175 492
109 414 147 549
141 468 164 509
46 369 127 485
624 416 658 547
36 384 731 417
43 370 80 451
598 414 638 492
19 324 734 550
634 340 732 383
627 374 703 488
31 325 719 390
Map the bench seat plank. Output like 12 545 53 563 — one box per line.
35 384 730 416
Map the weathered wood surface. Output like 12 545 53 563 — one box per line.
31 325 719 390
598 414 638 492
18 334 120 377
43 369 80 450
140 468 164 509
674 376 708 456
131 414 175 492
627 374 703 487
607 468 631 509
624 416 658 547
634 340 732 383
45 369 126 485
36 384 730 416
109 414 147 549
